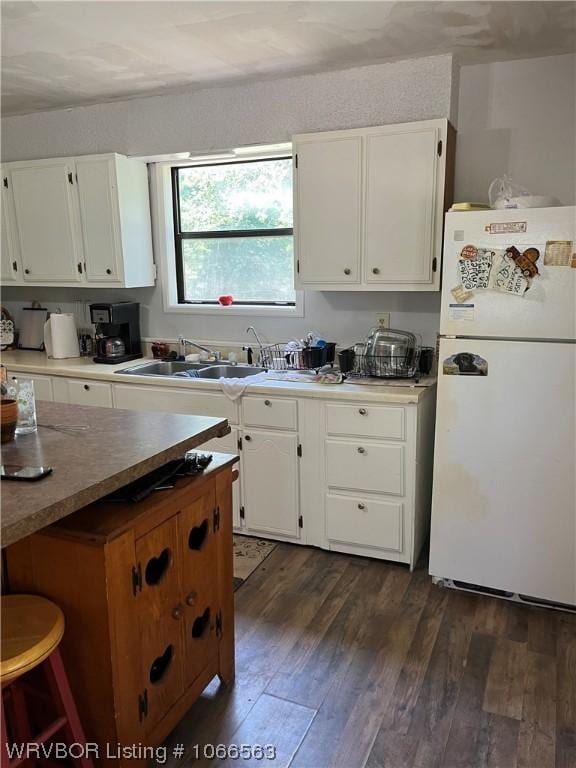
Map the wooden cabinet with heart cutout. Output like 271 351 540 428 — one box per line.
6 452 238 765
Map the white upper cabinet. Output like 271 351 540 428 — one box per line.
9 159 83 283
1 176 21 283
294 136 362 284
293 119 454 291
75 155 154 287
1 153 155 288
364 126 438 285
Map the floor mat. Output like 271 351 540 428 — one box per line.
233 535 277 590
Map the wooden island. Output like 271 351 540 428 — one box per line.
2 402 238 765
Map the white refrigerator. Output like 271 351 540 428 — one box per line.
429 206 576 607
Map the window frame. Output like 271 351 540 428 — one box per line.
171 156 295 307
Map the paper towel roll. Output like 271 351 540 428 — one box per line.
44 314 80 359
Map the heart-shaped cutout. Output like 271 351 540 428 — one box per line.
149 644 173 684
145 547 171 586
191 607 211 639
188 519 209 551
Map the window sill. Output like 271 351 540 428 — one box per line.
163 299 304 318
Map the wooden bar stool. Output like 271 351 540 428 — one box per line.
1 594 94 768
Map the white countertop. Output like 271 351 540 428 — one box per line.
1 350 436 404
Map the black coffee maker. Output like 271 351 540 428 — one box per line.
90 302 143 364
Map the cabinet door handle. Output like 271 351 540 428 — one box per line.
68 172 74 185
12 261 18 272
24 268 30 275
372 267 380 275
343 268 351 276
77 262 83 274
244 435 252 441
264 399 271 407
83 384 90 391
358 408 367 415
357 446 366 454
106 268 112 275
358 503 366 510
172 604 184 620
185 591 197 607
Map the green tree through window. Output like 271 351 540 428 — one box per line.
172 157 295 305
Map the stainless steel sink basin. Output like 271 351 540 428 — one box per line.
116 361 266 379
196 365 266 379
116 360 206 376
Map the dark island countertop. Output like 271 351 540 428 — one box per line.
1 401 230 548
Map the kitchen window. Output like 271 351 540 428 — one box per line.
171 157 296 307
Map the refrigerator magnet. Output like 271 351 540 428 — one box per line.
544 240 572 266
484 221 527 234
458 248 494 291
460 244 478 260
489 252 529 296
443 353 488 376
450 285 474 304
508 246 540 278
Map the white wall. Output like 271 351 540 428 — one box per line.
454 53 576 205
1 55 456 160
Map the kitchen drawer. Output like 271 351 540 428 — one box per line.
243 396 297 431
7 371 53 402
66 379 113 407
326 493 404 552
113 384 237 424
325 402 405 440
325 439 404 495
199 429 237 454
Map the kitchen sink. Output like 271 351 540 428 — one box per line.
116 360 266 379
116 360 206 376
195 365 266 379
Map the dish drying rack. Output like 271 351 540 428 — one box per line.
256 342 336 371
345 348 421 379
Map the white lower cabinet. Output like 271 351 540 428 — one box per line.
241 429 301 541
325 439 405 495
53 377 113 407
325 494 404 554
3 368 435 566
198 427 241 530
113 383 237 424
6 371 54 401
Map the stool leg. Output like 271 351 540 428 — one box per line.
1 695 11 766
2 684 34 768
43 650 94 768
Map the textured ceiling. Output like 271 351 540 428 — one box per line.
2 1 576 116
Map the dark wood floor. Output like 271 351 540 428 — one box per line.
163 544 576 768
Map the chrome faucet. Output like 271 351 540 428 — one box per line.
246 326 264 348
178 335 221 361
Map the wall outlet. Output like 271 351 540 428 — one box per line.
375 313 390 329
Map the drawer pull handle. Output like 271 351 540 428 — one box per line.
186 591 197 607
358 503 366 511
358 408 367 415
357 446 366 454
83 384 90 391
245 435 252 441
172 604 184 620
264 399 271 407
